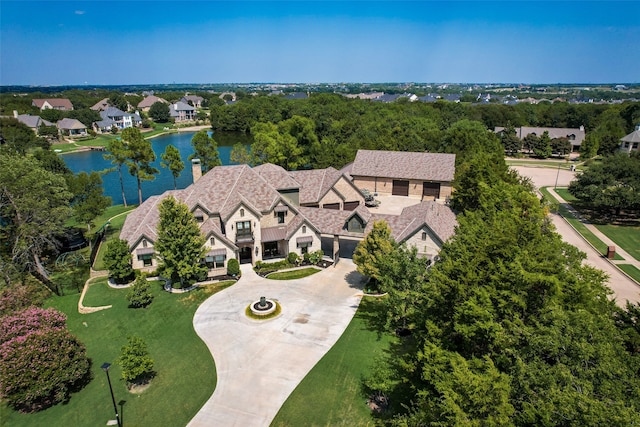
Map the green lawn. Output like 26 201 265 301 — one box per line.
266 268 321 280
3 278 233 427
92 205 137 271
552 189 640 261
617 265 640 283
272 298 394 427
539 187 624 260
506 159 577 169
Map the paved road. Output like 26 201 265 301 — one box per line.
188 260 364 427
512 166 640 305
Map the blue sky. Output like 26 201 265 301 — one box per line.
1 1 638 85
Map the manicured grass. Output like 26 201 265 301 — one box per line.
594 224 640 261
272 298 394 427
618 265 640 283
551 189 639 261
92 205 137 271
3 278 231 427
266 268 321 280
554 188 577 202
539 187 624 260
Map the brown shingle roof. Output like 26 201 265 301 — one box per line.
253 163 300 190
32 98 73 110
289 167 343 204
350 150 455 182
138 95 168 109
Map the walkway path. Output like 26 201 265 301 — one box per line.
512 166 640 305
188 259 365 427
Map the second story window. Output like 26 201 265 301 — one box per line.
240 208 245 217
236 221 251 235
302 225 307 234
142 239 147 248
210 237 215 246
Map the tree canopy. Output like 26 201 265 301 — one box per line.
122 128 158 204
160 144 184 190
189 130 221 173
149 101 170 123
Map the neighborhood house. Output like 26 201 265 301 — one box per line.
120 150 458 277
32 98 74 111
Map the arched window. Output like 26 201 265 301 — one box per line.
240 208 245 217
210 237 215 246
142 239 148 248
302 225 307 233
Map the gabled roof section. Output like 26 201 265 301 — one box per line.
393 201 457 244
351 150 456 182
181 165 281 219
57 118 86 130
138 95 168 109
32 98 73 110
253 163 300 191
16 114 43 129
170 101 195 113
90 98 110 111
288 167 345 204
200 217 237 250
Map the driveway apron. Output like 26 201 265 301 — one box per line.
188 260 364 427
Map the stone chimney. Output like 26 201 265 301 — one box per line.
192 159 202 183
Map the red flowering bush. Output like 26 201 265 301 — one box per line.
0 307 90 412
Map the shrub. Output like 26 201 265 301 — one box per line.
0 308 90 412
303 252 311 263
287 252 300 265
118 336 154 385
0 279 49 316
227 258 240 276
309 250 325 265
127 275 154 308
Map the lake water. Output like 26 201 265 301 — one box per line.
62 131 252 206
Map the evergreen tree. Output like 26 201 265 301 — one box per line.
104 138 130 206
118 336 154 385
154 196 206 288
122 128 159 204
126 274 154 308
189 130 221 173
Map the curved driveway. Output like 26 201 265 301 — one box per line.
512 165 640 305
188 260 364 427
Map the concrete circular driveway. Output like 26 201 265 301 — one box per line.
188 260 365 427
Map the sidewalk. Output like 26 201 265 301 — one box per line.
548 188 640 270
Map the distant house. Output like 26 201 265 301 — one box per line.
10 111 53 134
94 107 142 132
283 92 308 100
181 95 204 108
57 118 87 137
494 126 586 152
620 126 640 154
90 98 110 111
343 149 455 202
373 93 417 103
32 98 74 111
137 95 169 112
169 101 196 122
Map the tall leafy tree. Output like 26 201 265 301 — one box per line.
68 171 111 231
0 154 72 280
154 196 206 288
189 130 221 173
122 128 158 205
352 220 395 283
500 122 522 156
160 144 184 190
533 130 552 158
230 142 252 165
118 336 154 385
149 101 170 123
103 239 134 284
104 138 130 207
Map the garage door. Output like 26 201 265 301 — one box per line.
322 203 340 210
392 180 409 196
423 182 441 199
343 201 360 211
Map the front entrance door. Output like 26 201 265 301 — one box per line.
239 246 252 264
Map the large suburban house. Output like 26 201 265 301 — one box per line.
94 107 142 132
121 151 458 277
137 95 169 112
620 126 640 154
181 95 204 108
342 150 455 202
32 98 74 111
494 126 586 152
90 98 111 111
169 101 196 122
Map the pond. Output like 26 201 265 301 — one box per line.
62 131 252 206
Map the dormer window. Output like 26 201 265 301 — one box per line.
240 208 245 217
346 215 365 233
142 239 148 248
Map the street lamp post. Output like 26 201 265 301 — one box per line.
101 362 122 427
